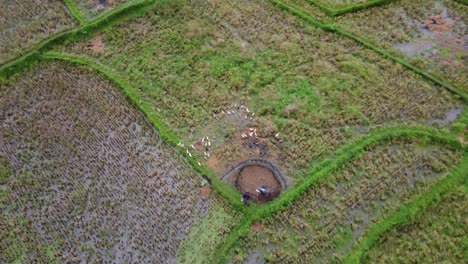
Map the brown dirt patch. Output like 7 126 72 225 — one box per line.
87 33 105 53
207 155 221 171
192 139 205 151
251 221 263 232
422 16 454 32
199 185 212 200
237 165 280 202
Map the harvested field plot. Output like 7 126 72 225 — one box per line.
230 138 464 263
60 0 462 183
364 186 467 263
0 0 76 64
0 61 238 263
335 0 468 91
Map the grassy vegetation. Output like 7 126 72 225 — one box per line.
363 185 467 263
0 157 59 263
46 2 467 261
63 0 87 24
0 0 76 64
57 0 462 185
334 0 468 92
270 0 468 101
330 0 399 16
41 51 247 213
453 0 468 5
0 214 59 263
0 0 159 83
178 195 243 263
306 0 399 17
345 157 467 263
229 138 465 263
214 127 465 263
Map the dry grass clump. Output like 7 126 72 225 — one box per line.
0 0 76 64
364 187 467 263
231 138 463 263
57 0 462 181
0 61 211 263
334 0 468 90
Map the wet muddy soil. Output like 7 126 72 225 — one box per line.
237 165 281 202
395 4 467 69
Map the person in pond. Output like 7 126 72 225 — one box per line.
242 192 251 205
256 184 272 196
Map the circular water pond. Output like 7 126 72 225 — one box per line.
221 158 288 203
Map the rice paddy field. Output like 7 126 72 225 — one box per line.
0 0 76 64
334 0 468 91
0 0 466 263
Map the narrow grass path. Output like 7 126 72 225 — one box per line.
344 154 467 263
41 51 250 215
0 0 159 83
268 0 468 102
63 0 87 25
306 0 399 17
213 126 466 263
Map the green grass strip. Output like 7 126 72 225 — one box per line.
214 126 465 263
41 51 250 215
306 0 399 17
269 0 468 102
452 106 468 134
255 127 464 218
0 0 158 83
344 154 468 264
305 0 334 16
213 217 254 263
332 0 399 17
333 29 468 101
63 0 87 25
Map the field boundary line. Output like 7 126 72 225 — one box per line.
214 126 465 263
344 154 468 263
306 0 399 17
0 0 158 83
305 0 333 16
268 0 468 102
41 51 250 215
255 128 464 218
333 29 468 101
63 0 87 25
